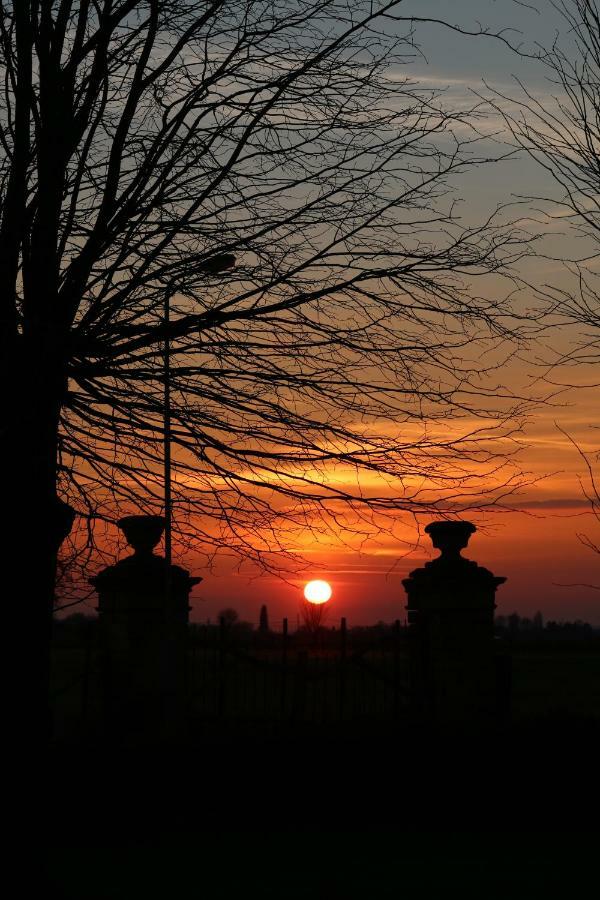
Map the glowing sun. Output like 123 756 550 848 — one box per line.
304 580 332 604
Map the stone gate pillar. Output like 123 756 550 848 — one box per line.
403 521 506 726
90 515 200 742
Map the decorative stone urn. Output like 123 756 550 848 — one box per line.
117 514 166 555
403 521 506 726
90 515 201 742
425 520 476 561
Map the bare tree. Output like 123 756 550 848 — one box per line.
558 426 600 558
489 1 600 357
488 0 600 551
1 1 529 740
300 598 328 635
218 608 239 629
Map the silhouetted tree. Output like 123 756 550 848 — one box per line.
300 599 328 635
1 2 529 740
218 608 239 629
495 614 507 631
508 612 521 637
545 619 594 638
557 427 600 559
259 605 269 634
489 0 600 558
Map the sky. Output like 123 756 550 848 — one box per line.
70 1 600 627
187 1 599 627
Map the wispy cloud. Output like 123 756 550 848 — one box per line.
507 498 591 510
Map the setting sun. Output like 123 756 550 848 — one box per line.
303 580 332 604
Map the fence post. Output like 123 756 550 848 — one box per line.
393 618 401 721
218 615 226 718
339 617 347 720
494 646 512 725
281 617 288 719
80 618 93 735
292 650 308 724
188 637 196 717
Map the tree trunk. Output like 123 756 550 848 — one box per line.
4 348 68 752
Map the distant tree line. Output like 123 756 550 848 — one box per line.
54 608 598 644
495 612 597 641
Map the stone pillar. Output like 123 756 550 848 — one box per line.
403 521 506 726
90 515 200 742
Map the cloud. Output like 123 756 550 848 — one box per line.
507 498 591 510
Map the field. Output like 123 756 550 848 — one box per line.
49 622 600 743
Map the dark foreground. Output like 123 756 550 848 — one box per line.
36 714 599 898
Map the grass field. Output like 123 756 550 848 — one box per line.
49 627 600 743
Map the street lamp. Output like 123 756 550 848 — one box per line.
162 254 236 586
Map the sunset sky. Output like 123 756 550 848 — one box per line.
190 1 599 627
69 1 600 627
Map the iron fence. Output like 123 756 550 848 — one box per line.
187 617 410 727
50 617 411 739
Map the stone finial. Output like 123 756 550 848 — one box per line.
90 514 201 599
403 519 505 593
425 520 476 561
117 515 165 555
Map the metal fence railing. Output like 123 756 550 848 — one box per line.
187 618 410 727
50 617 411 739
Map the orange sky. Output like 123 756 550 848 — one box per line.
189 507 599 627
64 246 600 629
66 368 600 627
186 381 600 627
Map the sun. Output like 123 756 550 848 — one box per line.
304 579 332 604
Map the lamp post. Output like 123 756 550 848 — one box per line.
162 255 236 584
